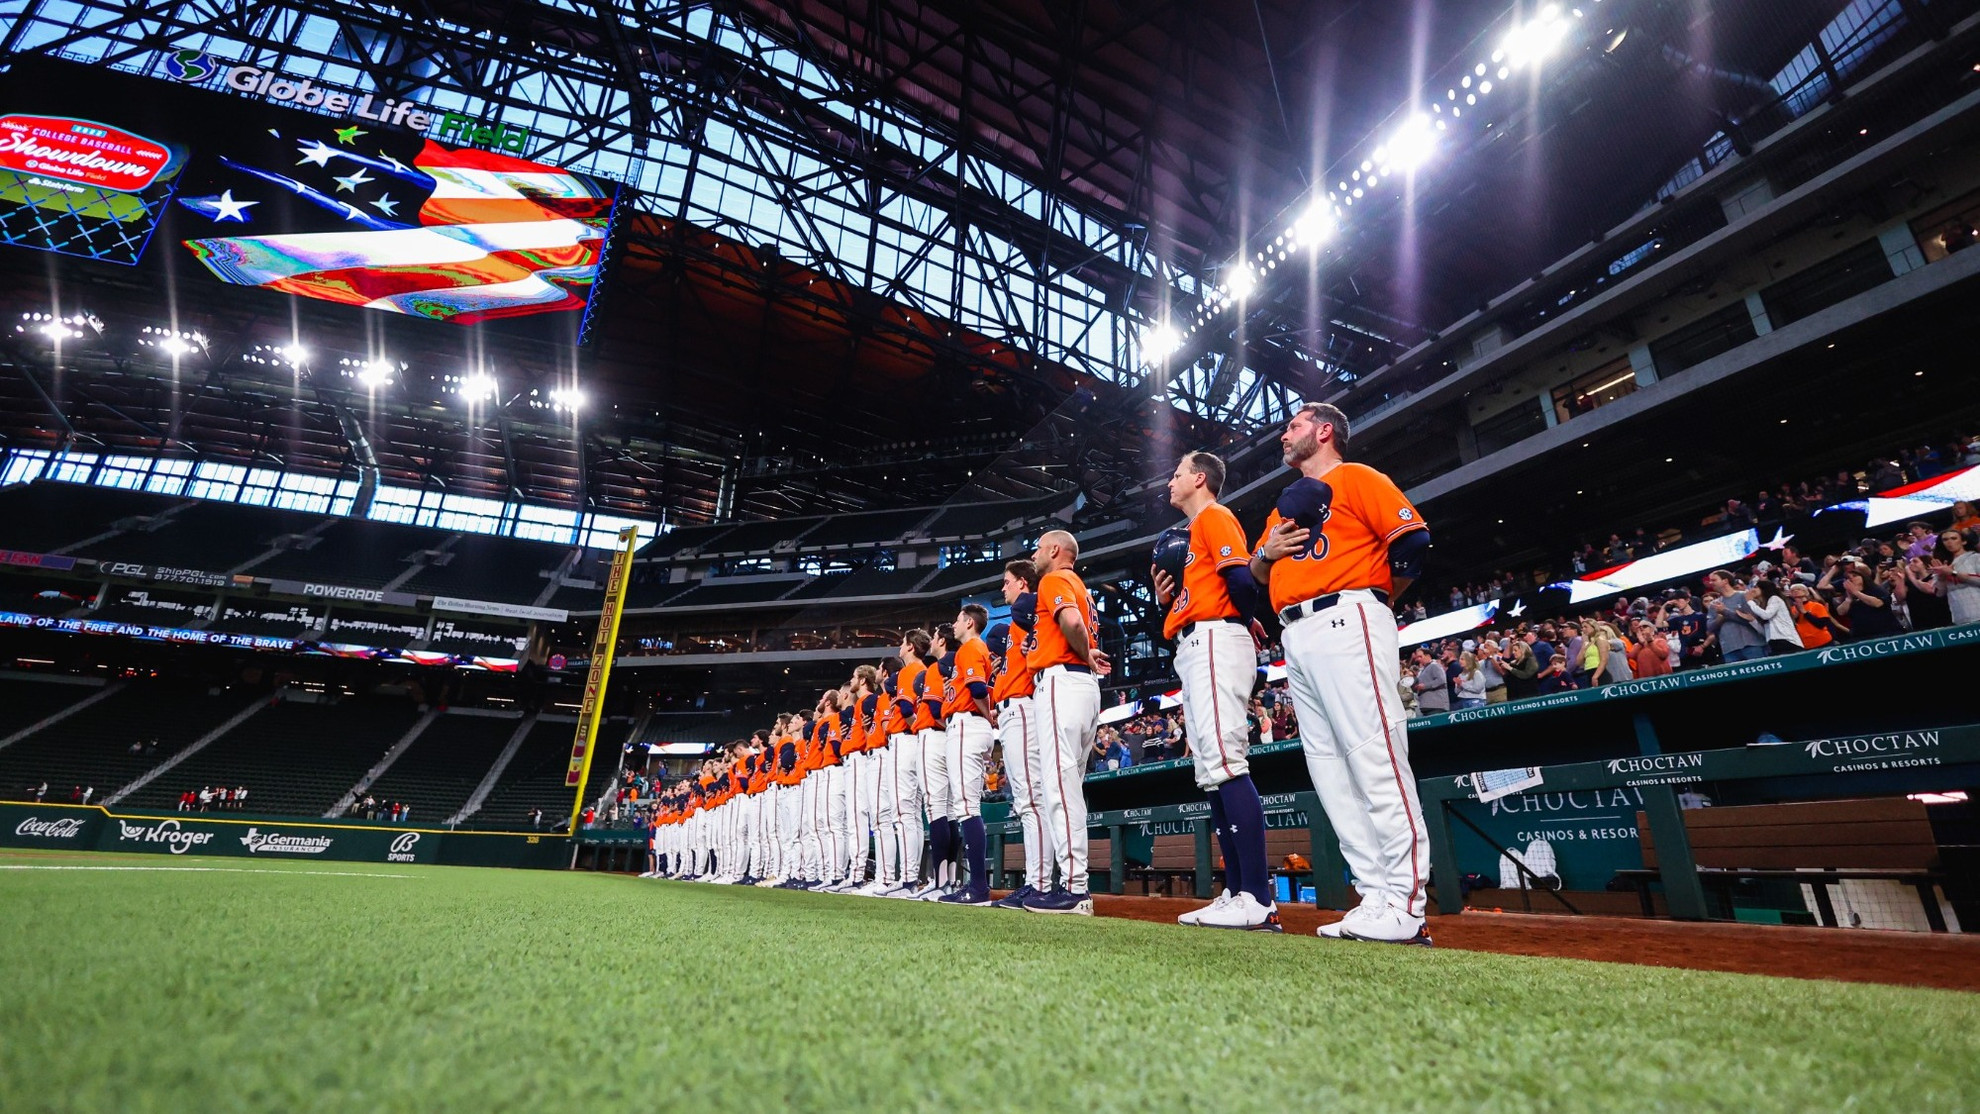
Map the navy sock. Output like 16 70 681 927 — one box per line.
961 817 987 894
1206 789 1242 898
928 818 952 883
1219 775 1273 906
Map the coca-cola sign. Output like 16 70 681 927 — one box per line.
14 816 87 840
0 115 173 192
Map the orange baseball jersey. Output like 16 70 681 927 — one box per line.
990 633 1034 702
1255 462 1425 612
943 636 994 717
1027 568 1096 671
858 694 883 751
894 660 926 735
846 699 869 753
913 658 946 730
1164 502 1251 639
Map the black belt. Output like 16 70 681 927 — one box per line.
1279 588 1388 627
1046 663 1091 675
1177 617 1244 641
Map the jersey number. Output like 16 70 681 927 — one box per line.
1288 532 1331 562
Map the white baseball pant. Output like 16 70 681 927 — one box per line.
826 761 851 881
891 731 925 884
1036 665 1099 894
945 712 994 821
854 749 882 881
1176 620 1255 791
998 695 1046 888
778 781 804 878
1280 588 1430 918
918 726 951 827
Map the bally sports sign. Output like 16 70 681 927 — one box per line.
0 114 174 192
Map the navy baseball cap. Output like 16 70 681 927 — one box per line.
984 621 1011 655
1151 524 1191 586
1276 476 1335 532
1010 591 1038 633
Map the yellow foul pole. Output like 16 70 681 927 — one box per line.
565 526 639 833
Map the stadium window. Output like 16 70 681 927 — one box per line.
272 473 339 514
96 455 151 490
144 458 193 496
582 514 650 550
329 479 361 518
188 462 246 502
1550 358 1638 425
1758 239 1894 329
45 452 100 485
513 504 581 544
237 468 284 507
1474 399 1550 456
367 484 427 526
1647 303 1759 376
438 494 506 536
0 449 51 486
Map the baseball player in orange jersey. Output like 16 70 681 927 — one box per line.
830 668 879 892
938 603 999 905
1251 401 1434 946
881 632 932 898
770 715 806 886
988 560 1050 908
823 684 857 891
909 625 956 900
850 663 893 895
1152 451 1282 931
1024 529 1110 915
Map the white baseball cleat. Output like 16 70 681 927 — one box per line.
1336 902 1432 946
1317 900 1384 938
1195 892 1284 932
1178 889 1233 927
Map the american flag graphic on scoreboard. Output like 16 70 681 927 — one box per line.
174 123 613 325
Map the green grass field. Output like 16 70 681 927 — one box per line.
2 852 1976 1113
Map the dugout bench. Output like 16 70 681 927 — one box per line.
1617 797 1952 930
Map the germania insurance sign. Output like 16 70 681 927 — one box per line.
0 115 173 192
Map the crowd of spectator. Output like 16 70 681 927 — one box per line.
1414 429 1980 618
1397 511 1980 713
177 786 247 811
345 794 413 822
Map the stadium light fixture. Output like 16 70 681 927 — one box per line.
1224 264 1257 302
1379 114 1438 175
548 386 586 412
1139 322 1183 363
458 373 497 404
1501 3 1574 71
1287 203 1336 250
357 360 396 390
279 343 310 366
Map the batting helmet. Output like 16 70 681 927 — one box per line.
1276 476 1335 533
1151 524 1191 587
984 621 1011 656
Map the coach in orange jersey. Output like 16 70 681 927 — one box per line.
1250 402 1434 946
1023 529 1110 915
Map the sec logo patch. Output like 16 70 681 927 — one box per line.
1398 508 1414 520
1219 545 1233 557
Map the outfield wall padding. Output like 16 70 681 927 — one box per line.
0 803 568 868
